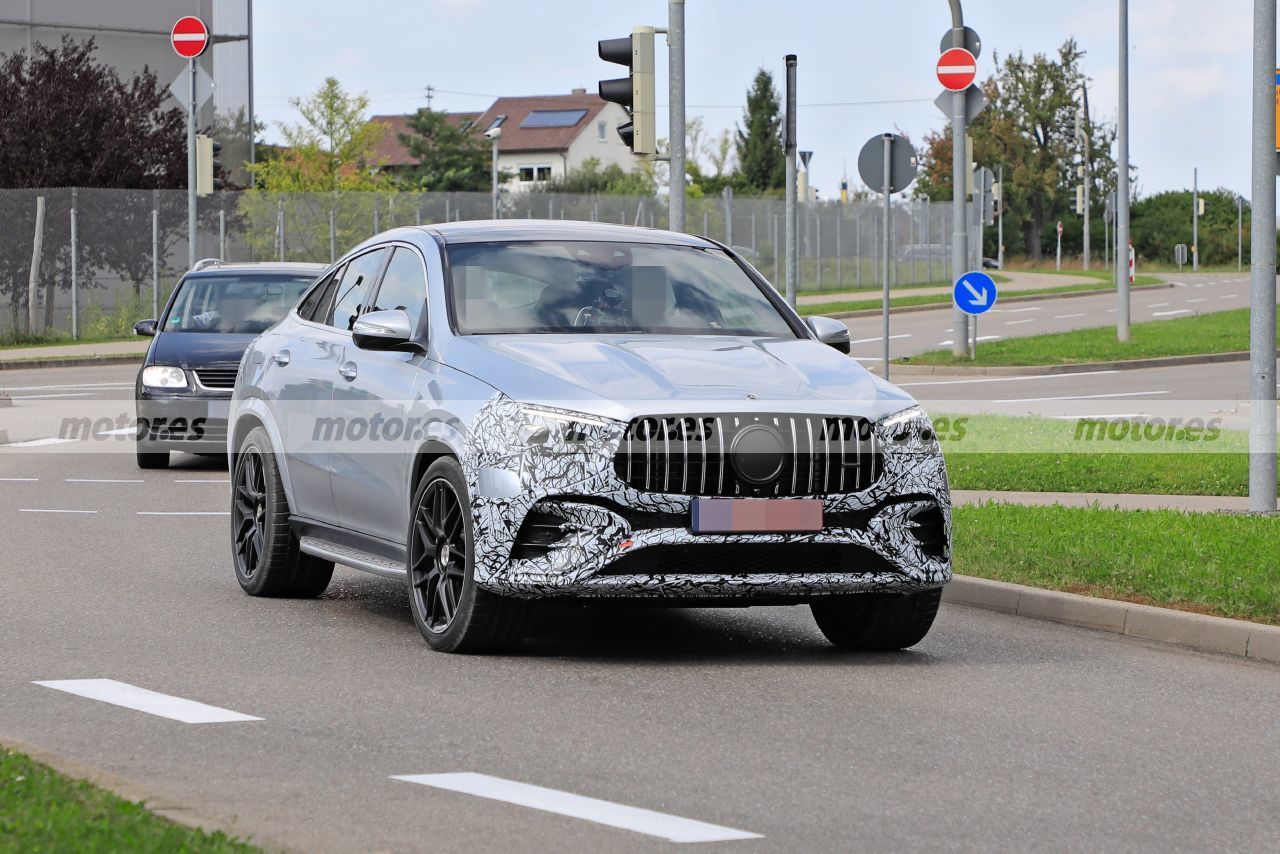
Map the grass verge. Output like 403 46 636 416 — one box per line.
798 279 1161 317
953 504 1280 625
938 414 1250 496
905 307 1270 366
0 747 256 851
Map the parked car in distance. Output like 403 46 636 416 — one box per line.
229 222 951 654
133 260 324 469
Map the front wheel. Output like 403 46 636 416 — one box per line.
231 427 333 598
810 588 943 651
407 458 524 653
136 444 168 469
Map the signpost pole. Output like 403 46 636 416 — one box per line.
187 57 197 269
668 0 686 233
882 136 892 379
784 55 798 307
948 15 970 357
1192 166 1199 271
1116 0 1131 341
1248 0 1277 512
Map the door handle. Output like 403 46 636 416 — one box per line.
270 350 291 366
338 361 358 381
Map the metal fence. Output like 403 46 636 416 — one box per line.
0 187 955 340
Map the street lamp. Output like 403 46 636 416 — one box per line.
484 126 502 219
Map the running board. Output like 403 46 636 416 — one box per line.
299 536 406 580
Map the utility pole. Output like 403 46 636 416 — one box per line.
1238 194 1244 271
784 54 798 307
187 56 197 268
1078 84 1091 270
668 0 686 232
996 164 1004 271
948 0 970 357
1192 166 1200 271
1116 0 1131 341
1248 0 1276 512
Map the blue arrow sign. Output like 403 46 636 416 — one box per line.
953 271 998 316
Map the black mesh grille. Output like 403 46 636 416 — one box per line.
614 413 881 496
194 367 239 389
598 543 896 576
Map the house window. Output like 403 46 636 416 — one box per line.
598 120 607 141
518 165 553 182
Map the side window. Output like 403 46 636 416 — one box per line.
327 249 388 330
368 247 428 331
301 265 344 323
297 268 335 321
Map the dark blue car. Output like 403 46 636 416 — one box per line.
133 260 325 468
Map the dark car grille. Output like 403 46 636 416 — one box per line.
598 543 896 576
614 413 882 496
194 366 239 389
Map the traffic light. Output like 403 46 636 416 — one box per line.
195 134 224 196
1196 197 1206 216
598 27 656 156
1075 185 1086 215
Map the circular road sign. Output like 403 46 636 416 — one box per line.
937 48 977 92
953 270 998 316
171 16 209 59
856 133 918 195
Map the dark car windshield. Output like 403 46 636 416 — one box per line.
446 241 797 337
162 273 315 334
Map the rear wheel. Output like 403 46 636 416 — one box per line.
407 458 524 653
135 445 168 469
810 588 943 651
231 427 333 597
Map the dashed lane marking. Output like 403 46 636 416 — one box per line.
0 383 133 393
137 511 230 516
990 390 1169 404
391 773 761 844
898 370 1121 388
19 508 97 514
1004 319 1036 326
0 477 38 482
3 437 77 447
1053 313 1086 319
1187 298 1208 303
66 478 144 484
1153 309 1193 317
175 479 230 484
849 333 913 344
34 679 262 724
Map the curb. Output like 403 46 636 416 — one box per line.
890 349 1250 376
0 353 145 372
944 575 1280 665
814 282 1172 320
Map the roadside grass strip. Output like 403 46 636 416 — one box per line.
953 504 1280 625
0 748 257 852
938 414 1251 496
33 680 262 724
796 279 1161 317
904 307 1272 366
392 773 761 843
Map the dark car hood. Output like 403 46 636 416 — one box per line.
443 334 915 423
148 332 258 369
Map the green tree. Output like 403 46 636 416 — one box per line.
1131 189 1249 266
398 109 494 191
535 157 654 196
735 69 785 193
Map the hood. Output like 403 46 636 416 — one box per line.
149 331 257 370
443 334 915 423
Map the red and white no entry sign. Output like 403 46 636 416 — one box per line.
937 47 977 92
171 16 209 59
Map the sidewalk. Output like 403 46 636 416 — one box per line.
0 339 149 370
796 271 1100 307
952 489 1258 513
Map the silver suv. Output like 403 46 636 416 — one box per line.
229 222 951 653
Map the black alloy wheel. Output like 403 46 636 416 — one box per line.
410 477 467 633
233 447 267 579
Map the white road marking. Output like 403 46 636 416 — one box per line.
0 382 133 393
391 773 761 844
5 437 77 447
1053 313 1086 319
1148 302 1171 308
1219 294 1239 300
1000 307 1043 313
1187 298 1208 303
34 679 261 724
175 479 230 484
849 333 913 344
1004 319 1036 326
66 478 144 484
95 427 137 437
1106 308 1117 313
1045 413 1149 420
1153 309 1192 317
932 336 1001 347
137 511 230 516
898 370 1121 388
19 508 97 514
8 392 95 400
0 477 38 482
990 390 1169 404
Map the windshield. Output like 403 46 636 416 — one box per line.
162 274 315 334
446 241 798 337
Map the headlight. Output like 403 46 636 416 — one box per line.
877 405 936 444
517 404 612 451
141 365 188 389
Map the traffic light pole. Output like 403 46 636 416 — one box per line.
187 57 197 269
668 0 685 233
1192 167 1199 271
784 55 798 308
1116 0 1131 341
948 1 969 357
1248 0 1277 512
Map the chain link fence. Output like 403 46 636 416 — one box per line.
0 187 955 341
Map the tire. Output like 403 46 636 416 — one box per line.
136 445 169 469
231 426 333 598
810 588 943 651
407 457 524 653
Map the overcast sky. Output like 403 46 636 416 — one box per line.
252 0 1260 200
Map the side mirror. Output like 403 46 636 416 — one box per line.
352 309 422 353
805 316 851 354
134 319 158 337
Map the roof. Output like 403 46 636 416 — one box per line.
417 219 718 248
186 262 327 276
368 112 482 167
475 92 609 153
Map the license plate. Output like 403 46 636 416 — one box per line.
691 498 823 533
